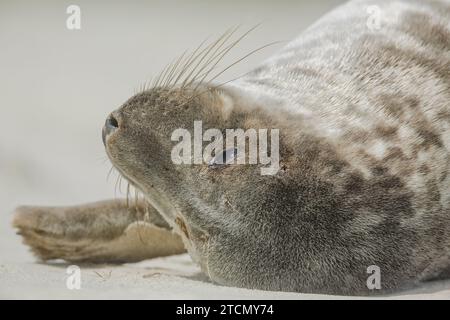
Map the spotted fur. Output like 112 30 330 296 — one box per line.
13 0 450 295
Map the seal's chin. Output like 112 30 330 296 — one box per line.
107 158 180 226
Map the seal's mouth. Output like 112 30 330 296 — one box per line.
104 142 181 226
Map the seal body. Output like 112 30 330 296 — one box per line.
185 0 450 294
13 0 450 295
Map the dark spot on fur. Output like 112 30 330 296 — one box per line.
382 45 450 90
380 95 404 118
327 158 348 174
440 171 448 183
344 173 364 192
346 130 369 143
400 11 450 52
372 166 388 176
426 179 441 204
373 175 403 190
419 164 430 174
417 128 443 148
436 110 450 121
375 93 443 150
375 125 398 138
378 94 420 119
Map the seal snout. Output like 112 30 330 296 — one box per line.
102 113 119 145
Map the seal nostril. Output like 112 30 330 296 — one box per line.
107 115 119 129
102 114 119 146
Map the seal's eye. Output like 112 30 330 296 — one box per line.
208 148 237 167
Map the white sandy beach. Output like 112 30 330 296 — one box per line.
1 0 449 299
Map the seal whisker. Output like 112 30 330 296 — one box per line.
154 59 174 88
106 165 115 182
178 39 279 106
185 25 240 88
180 27 236 88
126 182 131 208
119 175 125 194
206 41 282 86
164 50 188 87
172 37 211 87
114 172 121 198
191 24 262 91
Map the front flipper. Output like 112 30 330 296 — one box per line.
12 199 186 263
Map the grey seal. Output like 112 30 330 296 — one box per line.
13 0 450 295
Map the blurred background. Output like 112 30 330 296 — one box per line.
0 0 345 263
